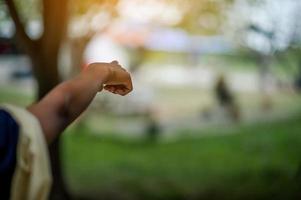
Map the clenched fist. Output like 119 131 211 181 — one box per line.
88 61 133 96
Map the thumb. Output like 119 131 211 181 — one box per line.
111 60 119 65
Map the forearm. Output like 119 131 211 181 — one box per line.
61 69 105 121
28 66 109 144
28 61 132 144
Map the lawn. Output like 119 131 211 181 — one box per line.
1 85 301 200
63 114 301 200
1 48 301 200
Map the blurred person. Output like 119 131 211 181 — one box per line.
0 61 132 200
295 77 301 92
215 74 240 122
127 46 161 140
145 107 161 142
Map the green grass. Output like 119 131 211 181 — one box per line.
0 86 34 106
63 115 301 200
1 83 301 199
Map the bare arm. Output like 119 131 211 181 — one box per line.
28 61 132 144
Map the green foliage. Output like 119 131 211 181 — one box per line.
15 0 40 21
0 0 118 25
176 0 231 35
0 0 41 23
0 1 9 21
71 0 118 16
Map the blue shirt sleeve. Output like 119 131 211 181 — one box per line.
0 109 19 200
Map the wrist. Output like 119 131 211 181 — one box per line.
88 63 112 85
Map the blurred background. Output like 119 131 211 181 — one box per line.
1 0 301 199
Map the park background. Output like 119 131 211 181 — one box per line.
1 0 301 199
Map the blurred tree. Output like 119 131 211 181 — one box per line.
226 0 301 107
4 0 67 97
3 0 117 199
4 2 69 199
226 1 301 182
68 0 117 76
173 0 233 35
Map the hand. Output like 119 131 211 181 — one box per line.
89 61 133 96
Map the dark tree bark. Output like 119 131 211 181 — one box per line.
31 53 70 200
4 0 70 199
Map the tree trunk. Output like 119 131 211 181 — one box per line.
31 53 71 200
32 56 60 98
49 137 71 200
5 0 70 199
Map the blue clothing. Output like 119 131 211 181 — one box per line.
0 109 19 200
